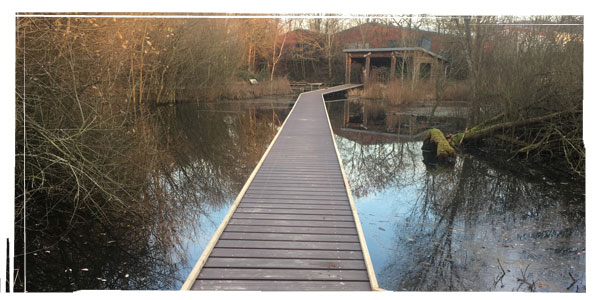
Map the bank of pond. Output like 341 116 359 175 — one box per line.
17 96 584 292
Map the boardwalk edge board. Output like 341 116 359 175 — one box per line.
180 90 305 290
320 89 381 291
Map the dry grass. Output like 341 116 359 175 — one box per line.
224 77 293 100
361 80 433 105
347 88 361 98
443 81 470 101
359 79 469 105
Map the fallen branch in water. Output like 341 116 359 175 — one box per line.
497 258 506 275
569 272 578 283
517 260 536 292
422 128 456 163
493 258 506 289
451 110 571 145
566 271 579 290
448 109 584 177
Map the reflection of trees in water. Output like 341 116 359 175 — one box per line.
335 137 422 198
328 97 584 291
145 103 279 261
387 157 471 291
381 155 584 291
20 102 280 291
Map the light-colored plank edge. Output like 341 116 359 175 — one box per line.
320 87 382 291
181 91 306 290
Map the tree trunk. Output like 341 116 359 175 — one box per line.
450 110 570 146
422 128 456 161
270 22 288 82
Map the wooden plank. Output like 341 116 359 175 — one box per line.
220 232 359 243
241 199 349 206
248 180 347 186
231 213 354 221
251 178 343 183
244 190 348 196
254 172 342 176
256 170 342 175
259 163 341 167
241 194 349 201
258 167 342 172
234 208 353 216
238 203 351 210
228 218 356 228
204 257 366 270
258 164 340 169
244 181 346 187
248 181 344 188
259 161 341 166
243 191 349 198
245 188 348 194
216 240 362 251
198 268 369 281
192 280 371 291
224 225 358 235
210 248 364 260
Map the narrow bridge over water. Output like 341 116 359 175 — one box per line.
182 84 380 291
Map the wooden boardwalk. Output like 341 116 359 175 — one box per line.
182 84 379 291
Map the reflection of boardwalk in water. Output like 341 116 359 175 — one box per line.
182 84 380 291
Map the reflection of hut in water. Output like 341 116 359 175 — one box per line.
343 98 387 130
342 97 467 137
342 98 428 137
332 126 401 145
385 112 429 137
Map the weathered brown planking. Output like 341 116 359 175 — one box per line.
224 225 358 235
183 85 379 291
231 213 355 221
241 194 350 200
198 268 369 281
227 219 357 228
234 208 353 216
192 280 371 291
209 248 364 260
203 257 366 270
241 199 350 206
219 232 359 242
238 203 351 210
216 240 362 251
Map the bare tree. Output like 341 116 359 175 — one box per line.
270 19 290 81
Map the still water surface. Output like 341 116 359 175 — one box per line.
326 99 586 292
24 96 295 291
25 96 585 292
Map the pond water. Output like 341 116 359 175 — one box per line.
21 94 585 292
326 99 586 292
21 96 296 291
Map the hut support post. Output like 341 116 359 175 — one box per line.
345 53 351 84
365 55 371 83
390 55 396 80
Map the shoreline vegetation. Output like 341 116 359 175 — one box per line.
14 15 583 291
222 77 293 101
351 79 470 106
15 16 297 224
346 17 582 179
353 76 583 179
15 17 298 291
